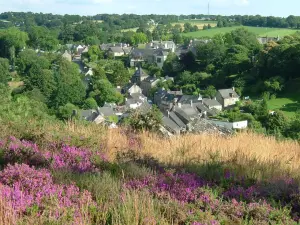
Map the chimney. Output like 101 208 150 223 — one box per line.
214 97 217 100
232 87 235 92
178 103 182 108
190 100 193 107
167 110 170 118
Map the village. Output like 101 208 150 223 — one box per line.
61 40 249 135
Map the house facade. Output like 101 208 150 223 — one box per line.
216 88 240 108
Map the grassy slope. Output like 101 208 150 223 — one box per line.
268 79 300 118
183 26 297 38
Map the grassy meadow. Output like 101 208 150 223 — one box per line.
183 26 297 38
1 115 300 224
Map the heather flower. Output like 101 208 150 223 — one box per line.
0 163 96 220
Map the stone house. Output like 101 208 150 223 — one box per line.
153 48 169 68
203 98 223 111
62 50 72 62
216 88 240 108
140 76 160 97
146 41 176 52
122 83 142 95
108 47 125 57
131 67 149 85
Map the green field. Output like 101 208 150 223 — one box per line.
267 80 300 118
183 26 297 38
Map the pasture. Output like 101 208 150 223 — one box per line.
183 26 297 38
173 19 217 30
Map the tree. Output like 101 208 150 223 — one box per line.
124 105 162 132
83 97 98 109
27 26 59 51
89 79 123 106
85 45 104 62
58 103 78 120
0 58 11 84
51 58 86 108
204 85 217 98
163 53 182 77
183 23 193 32
131 32 148 45
0 28 29 69
24 64 57 102
106 61 131 86
223 45 251 74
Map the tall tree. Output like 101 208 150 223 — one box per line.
0 58 11 84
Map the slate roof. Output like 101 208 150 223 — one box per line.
154 48 169 56
168 111 186 128
130 93 147 100
203 98 222 107
80 110 99 121
178 95 203 105
162 116 181 133
109 47 124 53
194 103 218 117
123 47 132 54
133 67 148 78
131 48 154 59
97 107 114 117
218 89 239 99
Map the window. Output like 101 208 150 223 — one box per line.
157 58 162 63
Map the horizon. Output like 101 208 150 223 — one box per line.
0 0 299 17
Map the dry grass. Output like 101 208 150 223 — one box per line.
106 129 300 180
172 21 217 30
0 197 17 225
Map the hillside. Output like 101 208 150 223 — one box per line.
183 26 297 38
1 118 300 224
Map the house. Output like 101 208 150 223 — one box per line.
108 47 125 57
153 48 170 68
154 88 183 111
257 36 280 44
131 67 149 85
208 120 248 130
146 41 176 52
125 92 151 112
216 87 240 108
122 83 142 95
84 68 93 81
203 98 223 111
130 48 156 67
140 76 160 97
162 116 181 135
62 50 72 62
173 103 201 126
123 47 132 55
80 109 105 124
188 39 212 55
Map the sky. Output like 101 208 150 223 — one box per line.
0 0 299 17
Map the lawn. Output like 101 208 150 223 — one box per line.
267 79 300 118
268 94 300 118
183 26 297 38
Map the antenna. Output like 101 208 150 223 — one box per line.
208 2 210 17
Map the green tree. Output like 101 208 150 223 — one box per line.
51 58 86 108
89 79 123 106
0 58 11 84
27 26 59 51
163 53 182 77
108 61 131 86
83 97 98 109
124 105 162 132
131 32 148 45
58 103 78 120
0 28 29 69
204 85 217 98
